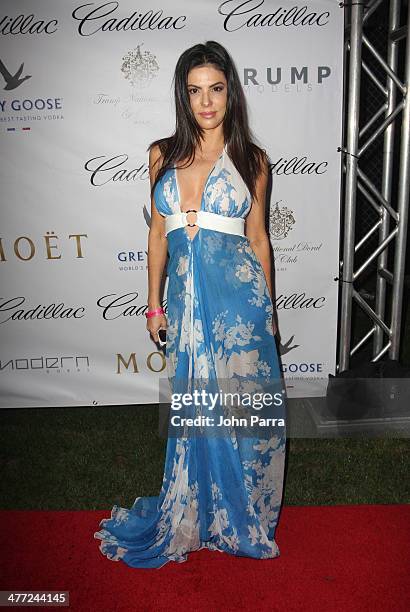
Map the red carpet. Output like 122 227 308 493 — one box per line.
1 505 409 611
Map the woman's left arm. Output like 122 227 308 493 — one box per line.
245 152 273 299
245 152 277 335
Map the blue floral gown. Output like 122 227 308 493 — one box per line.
94 145 286 568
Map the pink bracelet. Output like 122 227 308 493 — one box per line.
145 307 165 319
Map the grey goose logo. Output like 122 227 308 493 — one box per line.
0 59 31 90
279 335 300 356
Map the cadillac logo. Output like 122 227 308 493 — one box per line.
121 44 159 88
269 200 295 240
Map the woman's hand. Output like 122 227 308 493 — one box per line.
146 314 168 344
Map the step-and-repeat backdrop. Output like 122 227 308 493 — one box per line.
0 0 344 407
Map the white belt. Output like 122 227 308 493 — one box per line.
165 209 245 237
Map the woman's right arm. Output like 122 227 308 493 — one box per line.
146 144 168 342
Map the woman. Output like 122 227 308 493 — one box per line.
95 40 286 569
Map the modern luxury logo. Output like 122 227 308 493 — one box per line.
0 355 90 373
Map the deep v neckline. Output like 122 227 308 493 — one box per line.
174 145 226 216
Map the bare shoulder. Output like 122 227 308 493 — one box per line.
254 145 269 176
250 146 269 192
149 143 163 165
148 143 164 181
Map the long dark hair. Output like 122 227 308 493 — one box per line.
148 40 266 201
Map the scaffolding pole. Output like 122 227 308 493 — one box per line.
338 0 410 371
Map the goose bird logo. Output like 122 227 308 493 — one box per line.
0 59 31 90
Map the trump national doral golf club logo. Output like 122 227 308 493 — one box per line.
269 201 296 240
121 44 159 89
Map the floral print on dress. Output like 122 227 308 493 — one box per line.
94 146 286 568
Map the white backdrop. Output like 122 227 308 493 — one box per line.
0 0 344 407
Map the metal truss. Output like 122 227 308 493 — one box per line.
338 0 410 372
